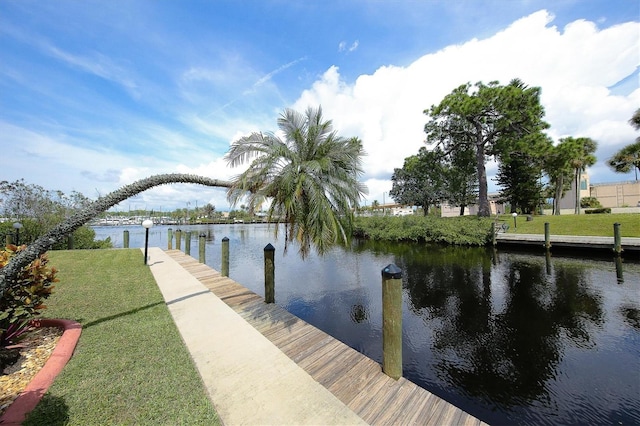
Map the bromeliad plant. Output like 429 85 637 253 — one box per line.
0 244 58 348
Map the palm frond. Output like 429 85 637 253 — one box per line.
225 106 368 258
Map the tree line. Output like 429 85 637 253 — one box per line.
391 79 639 216
0 179 261 237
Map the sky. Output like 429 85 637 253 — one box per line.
1 0 638 213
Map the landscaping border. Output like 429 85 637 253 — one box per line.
0 319 82 425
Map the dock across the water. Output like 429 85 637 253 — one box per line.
147 247 488 425
495 233 640 256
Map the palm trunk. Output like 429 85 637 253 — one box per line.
0 174 232 298
574 168 581 215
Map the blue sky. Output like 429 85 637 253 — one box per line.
1 0 638 212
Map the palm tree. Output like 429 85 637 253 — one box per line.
565 137 597 214
544 140 577 215
0 174 232 298
607 110 640 181
202 203 215 219
225 106 367 258
608 142 640 181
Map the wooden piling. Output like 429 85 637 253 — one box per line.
221 237 229 277
544 222 551 250
175 229 182 251
123 230 129 248
5 235 11 246
264 243 275 304
185 231 191 255
382 263 403 380
613 223 622 254
67 233 74 250
198 233 206 263
168 228 173 250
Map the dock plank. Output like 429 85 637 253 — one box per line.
166 250 488 425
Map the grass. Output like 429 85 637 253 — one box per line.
499 213 640 237
23 249 220 426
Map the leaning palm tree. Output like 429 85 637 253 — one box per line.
0 174 232 298
225 106 368 258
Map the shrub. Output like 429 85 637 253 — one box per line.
1 222 112 249
51 225 112 250
0 245 58 347
353 215 493 245
581 197 603 208
585 208 612 214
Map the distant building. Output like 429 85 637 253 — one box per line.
590 180 640 208
441 194 507 217
440 173 640 216
362 203 415 216
558 172 591 210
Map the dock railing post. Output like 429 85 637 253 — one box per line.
175 229 182 251
168 228 173 250
184 231 191 255
613 223 622 254
544 222 551 250
264 243 275 304
123 230 129 248
198 233 206 263
382 263 403 380
221 237 229 277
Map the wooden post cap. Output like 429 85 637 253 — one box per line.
382 264 402 279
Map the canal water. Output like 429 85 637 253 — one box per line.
93 223 640 425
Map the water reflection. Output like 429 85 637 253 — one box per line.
347 304 367 323
93 225 640 425
615 255 624 283
354 240 636 424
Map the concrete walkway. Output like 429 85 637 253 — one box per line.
145 247 366 425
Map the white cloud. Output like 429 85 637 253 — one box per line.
338 40 360 53
1 121 236 209
2 22 140 99
294 10 639 203
46 46 140 98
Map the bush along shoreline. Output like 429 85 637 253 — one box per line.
353 216 494 245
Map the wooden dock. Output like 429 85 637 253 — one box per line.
495 233 640 255
166 250 488 426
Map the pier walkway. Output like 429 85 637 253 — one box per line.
495 233 640 255
147 247 487 425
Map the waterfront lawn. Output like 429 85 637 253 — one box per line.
503 213 640 237
354 213 639 243
23 249 220 426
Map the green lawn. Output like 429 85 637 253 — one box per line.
24 249 220 426
498 213 640 237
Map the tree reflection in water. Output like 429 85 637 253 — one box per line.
378 242 631 424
